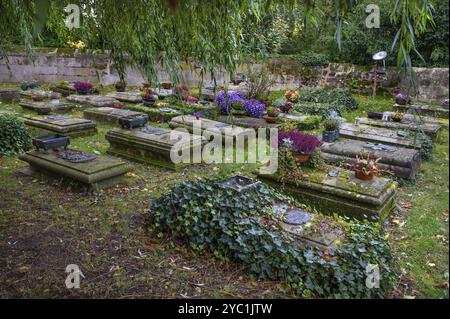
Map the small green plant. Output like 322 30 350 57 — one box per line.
0 114 32 157
299 88 358 111
323 119 339 131
295 115 321 130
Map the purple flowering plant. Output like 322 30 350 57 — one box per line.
214 91 266 118
278 131 322 154
74 82 93 91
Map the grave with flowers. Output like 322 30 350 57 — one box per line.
66 94 120 108
83 107 147 125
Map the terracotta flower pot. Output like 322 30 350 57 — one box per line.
355 171 374 181
32 96 44 102
263 115 278 123
295 153 310 165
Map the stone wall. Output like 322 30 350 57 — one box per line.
0 48 448 101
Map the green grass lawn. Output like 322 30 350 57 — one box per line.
0 86 448 298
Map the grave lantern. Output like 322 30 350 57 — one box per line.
372 51 387 97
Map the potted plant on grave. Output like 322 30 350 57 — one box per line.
115 80 126 92
278 131 322 165
141 89 158 107
322 119 340 143
20 82 30 91
280 101 294 114
32 95 45 102
74 82 93 95
161 81 172 89
264 107 281 123
348 153 388 181
391 112 404 123
284 90 300 103
395 92 410 105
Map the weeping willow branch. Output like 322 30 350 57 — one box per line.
0 0 436 88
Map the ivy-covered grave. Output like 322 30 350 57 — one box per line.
149 177 396 298
356 117 443 140
0 88 20 103
105 125 204 170
23 115 97 138
83 107 147 125
320 139 421 180
393 103 449 119
0 113 32 158
170 115 256 142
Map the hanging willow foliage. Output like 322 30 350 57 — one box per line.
0 0 435 88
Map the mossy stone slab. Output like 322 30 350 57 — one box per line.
169 115 256 141
19 150 130 191
0 88 20 103
83 107 146 124
24 115 97 137
393 104 449 119
357 117 442 140
339 123 423 150
19 89 51 98
258 167 397 222
216 115 281 130
106 92 142 103
19 100 75 114
66 94 119 108
321 139 421 179
106 126 204 170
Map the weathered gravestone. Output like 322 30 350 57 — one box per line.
321 139 421 179
66 95 119 108
258 166 397 222
0 88 20 103
155 88 173 99
19 89 52 99
169 115 256 141
339 123 423 150
216 115 281 130
393 104 449 119
106 126 204 170
50 83 77 96
356 117 442 140
24 115 97 138
83 107 147 124
106 91 143 103
19 100 75 115
19 149 130 191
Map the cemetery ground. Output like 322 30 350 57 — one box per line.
0 85 448 299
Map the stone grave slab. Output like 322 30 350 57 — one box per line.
66 94 119 108
381 111 446 127
169 115 257 141
106 91 143 103
19 100 75 114
24 115 97 138
0 88 20 103
357 117 442 140
258 167 397 222
50 84 77 96
19 150 130 191
19 89 52 98
321 139 421 179
106 126 204 169
216 115 281 130
83 107 146 124
393 104 449 119
155 88 173 99
340 123 423 150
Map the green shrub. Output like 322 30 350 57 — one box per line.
294 115 322 131
0 114 32 156
298 51 330 66
150 178 396 298
294 101 345 117
123 105 180 123
300 88 358 111
323 119 339 131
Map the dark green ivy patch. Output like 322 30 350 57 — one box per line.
149 179 396 298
